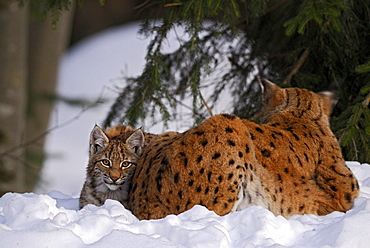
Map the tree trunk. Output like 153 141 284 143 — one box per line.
25 4 76 190
0 2 75 194
0 2 29 194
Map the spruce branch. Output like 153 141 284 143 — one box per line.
355 61 370 74
107 0 370 161
164 2 184 8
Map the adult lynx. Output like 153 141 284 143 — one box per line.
128 80 359 220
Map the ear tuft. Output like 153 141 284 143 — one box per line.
90 125 109 156
259 78 282 101
126 129 145 156
259 77 275 94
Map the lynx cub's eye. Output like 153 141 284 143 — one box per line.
100 159 111 167
120 161 132 168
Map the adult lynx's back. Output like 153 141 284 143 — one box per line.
128 80 359 220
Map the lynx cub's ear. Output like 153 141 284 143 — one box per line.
317 91 338 116
90 125 109 156
126 129 145 156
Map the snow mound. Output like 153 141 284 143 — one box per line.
2 162 370 247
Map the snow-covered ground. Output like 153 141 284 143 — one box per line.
3 23 367 247
1 162 370 247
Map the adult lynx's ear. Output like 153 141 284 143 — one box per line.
126 129 145 156
90 125 109 156
317 91 338 116
259 78 285 107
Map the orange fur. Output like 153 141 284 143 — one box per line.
128 81 359 220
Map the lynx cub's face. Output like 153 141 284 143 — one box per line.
79 125 144 209
89 126 142 191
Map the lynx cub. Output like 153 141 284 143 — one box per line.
79 125 144 209
128 79 359 220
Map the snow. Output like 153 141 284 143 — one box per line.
1 162 370 247
11 23 367 247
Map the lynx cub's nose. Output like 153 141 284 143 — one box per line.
110 176 119 182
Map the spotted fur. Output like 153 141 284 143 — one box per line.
128 80 359 220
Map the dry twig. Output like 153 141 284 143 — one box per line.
282 48 310 86
199 90 213 117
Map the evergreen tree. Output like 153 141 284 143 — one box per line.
21 0 370 162
105 0 370 162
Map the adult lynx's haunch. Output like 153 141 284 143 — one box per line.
128 80 359 220
79 125 145 209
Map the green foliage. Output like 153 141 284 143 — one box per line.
283 0 346 35
27 0 369 162
105 0 370 162
105 0 250 127
356 61 370 74
333 82 370 162
15 0 83 28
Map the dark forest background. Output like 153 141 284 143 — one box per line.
0 0 369 194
